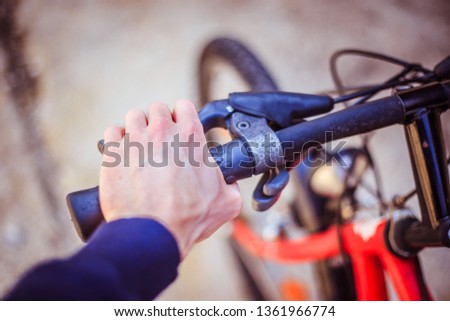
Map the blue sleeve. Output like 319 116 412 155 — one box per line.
4 218 180 300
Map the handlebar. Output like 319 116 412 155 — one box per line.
277 96 404 159
67 81 450 241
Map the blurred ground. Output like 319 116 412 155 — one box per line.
0 0 450 300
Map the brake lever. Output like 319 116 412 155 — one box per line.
198 99 234 132
262 167 290 197
252 167 290 211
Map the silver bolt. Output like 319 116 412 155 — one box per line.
226 106 234 113
237 121 250 130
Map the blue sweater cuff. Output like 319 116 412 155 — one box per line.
81 218 181 299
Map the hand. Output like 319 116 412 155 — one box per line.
99 99 242 258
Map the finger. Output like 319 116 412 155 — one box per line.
104 125 125 143
172 99 199 124
228 182 240 192
125 108 148 132
148 102 173 123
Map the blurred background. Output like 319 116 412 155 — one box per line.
0 0 449 300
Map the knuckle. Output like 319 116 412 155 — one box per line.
150 101 168 109
126 107 143 119
176 99 196 110
104 125 120 138
149 102 170 116
128 107 142 114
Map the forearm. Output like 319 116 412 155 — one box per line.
5 218 180 300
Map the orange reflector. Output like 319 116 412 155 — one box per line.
280 279 309 301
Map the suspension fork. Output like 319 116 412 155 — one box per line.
402 106 450 248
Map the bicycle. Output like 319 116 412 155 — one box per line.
66 37 450 301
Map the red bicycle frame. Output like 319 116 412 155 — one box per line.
232 217 432 300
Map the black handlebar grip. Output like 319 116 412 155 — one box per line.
66 186 103 241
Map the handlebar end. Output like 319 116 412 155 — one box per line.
66 186 104 242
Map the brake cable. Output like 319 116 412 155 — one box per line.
329 49 440 216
